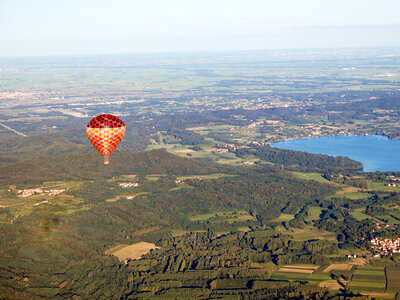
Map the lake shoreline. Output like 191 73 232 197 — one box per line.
271 135 400 173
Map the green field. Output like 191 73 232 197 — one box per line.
291 172 331 184
190 210 256 223
277 225 337 241
369 181 400 192
349 209 372 221
306 206 323 220
376 214 400 225
177 173 236 181
270 271 331 282
271 213 294 222
349 266 387 293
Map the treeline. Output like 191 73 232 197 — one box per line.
235 145 363 173
0 149 226 185
0 149 338 298
122 230 343 298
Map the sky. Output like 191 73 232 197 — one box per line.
0 0 399 57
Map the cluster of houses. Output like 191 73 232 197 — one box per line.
370 237 400 256
387 175 400 182
119 182 140 188
385 176 400 187
375 222 391 229
215 148 229 154
18 188 65 198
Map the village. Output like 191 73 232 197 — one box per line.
15 187 65 198
118 182 140 188
370 237 400 257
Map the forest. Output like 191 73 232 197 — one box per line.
0 138 399 298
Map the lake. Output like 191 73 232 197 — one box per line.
271 135 400 172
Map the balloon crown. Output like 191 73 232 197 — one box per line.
87 114 125 128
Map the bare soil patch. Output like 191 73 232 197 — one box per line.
173 149 195 154
277 267 314 274
282 265 319 270
323 264 352 273
351 258 367 265
319 280 344 290
361 292 392 297
336 186 359 195
112 242 160 261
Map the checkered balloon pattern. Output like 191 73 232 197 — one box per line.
86 114 126 164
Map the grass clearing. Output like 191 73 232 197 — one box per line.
291 172 331 184
349 210 372 221
377 214 400 225
271 213 294 222
335 186 371 199
278 225 337 241
190 210 256 223
105 192 149 202
145 174 165 181
306 206 323 220
177 173 236 181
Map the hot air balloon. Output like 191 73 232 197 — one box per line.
86 114 126 164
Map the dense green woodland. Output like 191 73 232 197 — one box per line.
1 92 400 298
0 139 399 298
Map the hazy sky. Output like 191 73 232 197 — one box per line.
1 0 399 57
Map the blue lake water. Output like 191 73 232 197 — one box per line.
271 135 400 172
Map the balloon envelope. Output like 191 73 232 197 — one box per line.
86 114 126 164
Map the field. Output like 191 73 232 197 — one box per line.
335 186 371 200
0 180 86 219
270 213 294 222
270 270 330 282
291 172 331 184
376 214 400 225
108 242 160 262
271 263 400 295
322 263 353 273
190 210 256 223
278 225 337 241
306 206 323 220
349 208 373 221
349 266 386 293
277 265 317 274
369 181 400 192
386 268 400 291
176 173 237 181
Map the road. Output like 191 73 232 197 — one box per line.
0 122 28 137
